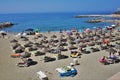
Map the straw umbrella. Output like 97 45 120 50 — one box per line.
24 42 32 47
106 48 117 56
10 39 18 43
21 52 31 58
11 43 20 49
33 36 38 43
31 45 38 50
51 35 57 38
116 44 120 50
21 37 29 42
15 46 25 53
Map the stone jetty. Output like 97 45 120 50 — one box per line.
86 19 102 23
0 22 14 28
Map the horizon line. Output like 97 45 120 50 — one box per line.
0 11 114 15
0 10 116 14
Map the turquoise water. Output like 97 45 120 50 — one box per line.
0 12 114 32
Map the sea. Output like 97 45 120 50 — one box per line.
0 12 115 33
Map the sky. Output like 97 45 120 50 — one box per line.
0 0 120 13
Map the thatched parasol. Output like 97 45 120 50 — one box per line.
106 48 117 53
10 39 18 43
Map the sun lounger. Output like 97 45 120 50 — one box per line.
24 44 32 47
11 43 21 49
17 62 28 67
100 45 108 50
82 49 91 54
88 43 95 46
57 54 69 60
91 47 100 52
11 53 21 58
28 47 37 51
37 71 48 80
115 37 120 40
15 49 24 53
79 44 87 48
20 52 31 58
70 50 81 58
35 51 45 56
10 39 18 43
69 46 78 50
56 66 77 77
44 56 56 62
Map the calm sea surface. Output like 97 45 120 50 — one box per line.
0 12 114 32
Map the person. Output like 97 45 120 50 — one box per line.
73 58 79 65
79 47 83 52
48 30 50 33
99 56 109 65
60 29 62 33
104 39 109 46
70 63 74 68
118 50 120 56
109 53 118 60
1 33 6 38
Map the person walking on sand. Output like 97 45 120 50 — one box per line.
1 33 5 38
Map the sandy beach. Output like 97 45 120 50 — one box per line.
0 26 120 80
1 0 120 79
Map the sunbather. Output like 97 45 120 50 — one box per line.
99 56 109 65
108 53 119 63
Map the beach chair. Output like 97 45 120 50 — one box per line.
11 53 21 58
107 56 120 63
88 42 95 46
100 45 108 50
79 44 87 48
15 49 24 53
57 54 69 60
69 45 78 50
24 43 32 47
37 71 48 80
44 56 56 62
10 39 18 43
70 50 81 58
34 51 45 56
91 47 100 52
17 58 35 67
82 49 91 54
96 41 102 45
58 46 68 51
20 52 31 58
115 37 120 41
17 62 28 67
28 47 37 51
11 43 21 49
60 38 67 42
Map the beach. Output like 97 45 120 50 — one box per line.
0 26 120 80
1 0 120 79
